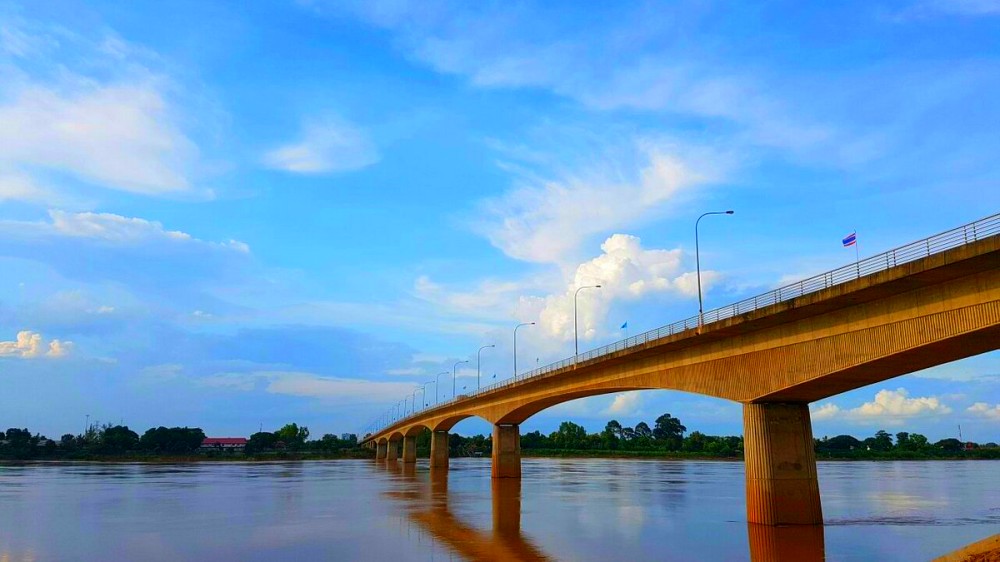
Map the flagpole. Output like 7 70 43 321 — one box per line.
855 228 860 277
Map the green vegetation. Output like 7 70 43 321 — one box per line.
439 415 1000 460
0 422 363 461
2 415 997 462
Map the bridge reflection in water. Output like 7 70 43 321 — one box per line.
377 459 825 562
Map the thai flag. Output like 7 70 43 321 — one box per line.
842 232 857 247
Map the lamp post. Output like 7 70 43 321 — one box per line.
453 360 469 398
436 371 448 404
513 322 535 380
411 388 420 415
696 210 734 330
574 285 602 357
421 381 433 409
477 344 495 390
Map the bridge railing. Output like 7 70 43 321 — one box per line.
369 212 999 435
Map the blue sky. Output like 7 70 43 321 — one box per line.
1 0 998 442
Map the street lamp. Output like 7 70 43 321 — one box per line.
410 388 420 415
436 371 448 404
696 210 734 330
453 360 469 398
574 285 602 357
513 322 535 380
421 381 433 409
477 344 495 391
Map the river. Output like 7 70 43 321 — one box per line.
1 459 997 561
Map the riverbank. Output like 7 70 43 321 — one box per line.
520 448 1000 461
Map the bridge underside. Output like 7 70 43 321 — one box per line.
365 235 1000 525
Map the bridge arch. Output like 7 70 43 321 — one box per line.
495 386 664 425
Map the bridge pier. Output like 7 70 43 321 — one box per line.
386 439 399 462
376 440 387 460
402 435 417 463
743 403 823 525
492 424 521 479
430 431 449 470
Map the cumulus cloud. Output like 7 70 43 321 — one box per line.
0 330 72 358
810 402 841 421
811 388 952 423
603 391 642 416
263 119 379 174
526 233 704 342
476 145 712 263
967 402 1000 420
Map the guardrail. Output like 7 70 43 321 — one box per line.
366 212 1000 437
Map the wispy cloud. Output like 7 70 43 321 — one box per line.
0 210 249 252
475 141 717 264
263 118 379 174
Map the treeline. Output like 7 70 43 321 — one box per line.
814 430 1000 459
439 415 1000 460
0 425 207 459
0 422 362 460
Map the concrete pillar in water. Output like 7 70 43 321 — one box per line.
402 435 417 464
386 439 399 462
743 403 823 525
491 423 521 479
430 430 449 470
376 441 387 460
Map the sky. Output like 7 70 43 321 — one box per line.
1 0 998 443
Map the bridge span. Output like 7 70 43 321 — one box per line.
362 214 1000 526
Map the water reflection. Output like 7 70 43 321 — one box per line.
379 461 552 561
377 459 830 562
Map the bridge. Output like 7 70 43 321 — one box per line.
362 213 1000 526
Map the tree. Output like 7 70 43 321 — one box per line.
653 413 686 450
634 422 652 439
100 425 139 454
683 431 706 452
602 420 622 450
935 438 963 452
275 423 310 449
620 427 636 442
247 431 277 453
551 421 587 449
139 427 206 454
819 435 862 451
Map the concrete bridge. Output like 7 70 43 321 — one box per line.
362 214 1000 526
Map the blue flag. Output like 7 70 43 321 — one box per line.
620 321 628 329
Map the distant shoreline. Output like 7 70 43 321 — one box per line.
4 450 998 464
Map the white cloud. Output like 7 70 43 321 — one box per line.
476 144 713 263
810 402 841 421
603 391 642 416
530 233 703 342
812 388 952 423
263 119 379 174
195 370 418 403
0 83 197 195
967 402 1000 420
0 210 249 252
0 169 57 205
0 330 72 359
